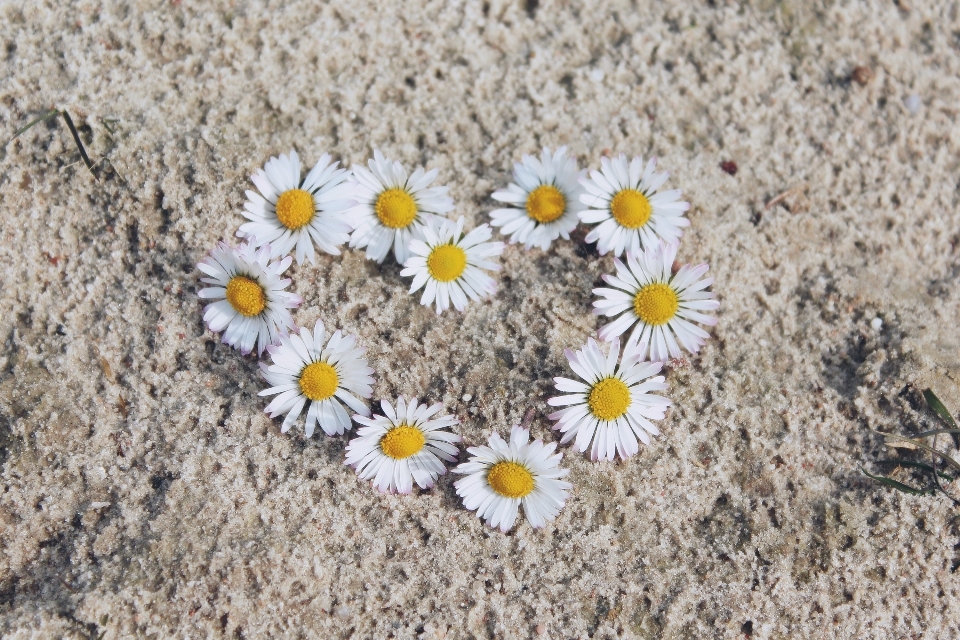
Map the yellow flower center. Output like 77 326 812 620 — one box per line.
426 244 467 282
225 276 266 317
299 362 339 401
610 189 652 229
380 425 426 459
633 283 679 326
375 188 418 229
274 188 315 230
588 378 631 421
525 185 566 223
486 461 535 498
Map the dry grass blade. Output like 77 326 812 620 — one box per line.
925 389 958 427
929 433 960 506
102 117 119 136
866 391 960 502
925 388 960 448
874 431 960 473
874 460 955 482
105 157 128 184
7 108 60 143
911 428 960 439
885 440 918 450
61 110 97 179
859 465 934 496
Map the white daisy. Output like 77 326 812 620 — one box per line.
547 336 671 462
238 150 355 264
593 240 719 362
578 154 690 256
453 426 571 532
489 146 587 250
400 216 504 314
344 397 461 494
258 320 374 437
345 150 454 264
197 240 302 356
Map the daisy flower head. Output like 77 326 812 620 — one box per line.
489 146 587 250
259 320 374 437
197 240 302 356
578 154 690 256
345 397 461 494
453 426 571 533
594 240 719 362
400 216 505 314
239 150 355 264
346 150 454 264
547 336 671 462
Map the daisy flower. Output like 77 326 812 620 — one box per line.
238 150 355 264
345 150 454 264
197 240 302 356
593 240 719 362
578 154 690 256
400 216 504 314
547 336 671 462
489 146 587 250
345 397 461 494
258 320 374 436
453 426 571 532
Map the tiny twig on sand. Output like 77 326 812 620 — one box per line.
765 183 809 210
521 407 536 428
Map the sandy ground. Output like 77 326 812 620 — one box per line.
2 0 960 638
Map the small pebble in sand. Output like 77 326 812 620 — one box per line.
851 65 874 85
462 393 472 402
871 317 883 331
334 605 351 619
589 68 605 82
904 93 922 114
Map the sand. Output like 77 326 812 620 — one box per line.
2 0 960 637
